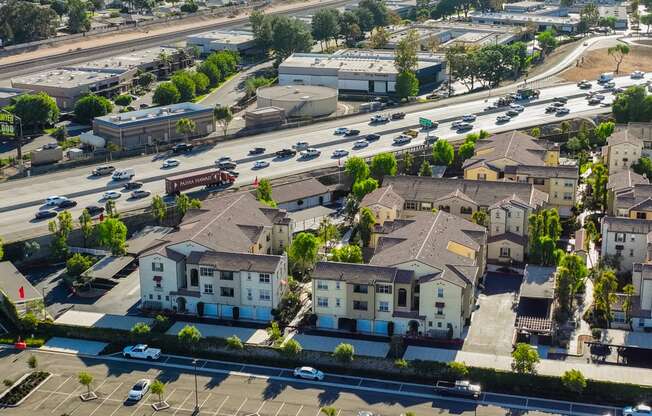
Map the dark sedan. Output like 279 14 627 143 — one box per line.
85 205 105 216
58 199 78 209
124 181 143 190
249 147 266 155
344 129 360 136
35 210 58 220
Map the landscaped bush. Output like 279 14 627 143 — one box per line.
0 371 49 406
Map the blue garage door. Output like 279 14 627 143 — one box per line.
204 303 218 317
317 315 334 329
220 305 233 318
394 321 407 335
357 319 372 333
255 307 272 322
374 320 388 335
239 306 254 319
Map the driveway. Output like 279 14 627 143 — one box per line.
288 334 389 358
166 322 268 344
41 337 108 355
462 272 522 356
54 310 153 331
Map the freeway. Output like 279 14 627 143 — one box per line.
0 74 646 240
3 347 622 416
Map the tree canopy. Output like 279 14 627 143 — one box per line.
612 85 652 123
11 92 60 129
153 82 181 105
0 0 58 45
369 153 398 180
432 140 454 166
288 232 320 277
74 95 113 124
330 244 363 263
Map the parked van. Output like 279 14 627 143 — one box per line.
112 168 135 181
598 72 614 83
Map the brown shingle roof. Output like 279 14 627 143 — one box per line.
608 129 643 147
504 164 579 179
187 250 282 273
602 216 652 234
312 261 412 284
462 131 555 170
607 170 649 192
265 178 330 204
360 184 405 209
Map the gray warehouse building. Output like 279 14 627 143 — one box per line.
92 102 214 149
186 30 257 55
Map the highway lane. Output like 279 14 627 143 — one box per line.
0 75 646 239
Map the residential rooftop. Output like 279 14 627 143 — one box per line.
602 216 652 234
187 250 282 273
312 262 414 285
361 184 405 209
265 178 331 204
520 265 556 299
504 164 579 179
187 29 254 44
74 46 179 71
463 131 558 171
0 261 41 303
13 67 127 88
607 170 649 192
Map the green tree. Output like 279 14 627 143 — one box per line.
612 85 652 123
67 0 90 33
175 194 201 219
105 199 118 219
330 244 363 263
256 178 276 206
267 321 283 342
432 140 454 166
471 210 488 227
594 121 615 147
322 407 337 416
318 217 339 247
403 152 414 174
78 372 93 395
150 379 165 404
588 163 609 211
311 8 340 50
197 61 222 87
175 118 196 142
213 105 233 136
333 343 355 362
395 71 419 99
51 0 68 21
359 0 389 28
151 195 167 225
511 343 540 374
171 72 196 102
269 16 313 64
74 94 113 124
457 141 475 164
345 156 370 182
281 338 302 356
370 153 398 180
580 3 599 28
0 0 58 44
226 335 244 350
623 283 636 325
395 29 419 73
288 232 320 276
448 361 469 378
153 82 181 105
358 207 376 247
66 253 93 277
352 177 379 200
339 11 363 46
48 210 73 259
530 127 541 138
138 72 156 89
562 369 587 394
114 94 133 107
419 160 431 176
79 209 94 247
96 217 127 255
536 29 558 56
131 322 151 334
177 324 202 346
11 92 60 129
593 268 618 326
608 43 630 74
369 26 390 49
190 72 210 95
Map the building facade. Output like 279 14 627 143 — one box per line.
600 216 652 272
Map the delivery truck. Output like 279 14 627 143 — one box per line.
165 169 235 195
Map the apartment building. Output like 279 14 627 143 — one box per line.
138 192 293 321
364 176 548 263
313 210 487 338
607 170 649 216
603 130 643 174
600 216 652 272
626 262 652 330
609 182 652 219
504 165 579 217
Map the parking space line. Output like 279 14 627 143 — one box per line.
398 383 404 391
88 382 123 416
233 397 247 416
336 409 341 416
199 393 212 410
256 400 267 413
316 407 322 416
174 391 194 416
294 405 303 416
51 385 82 414
164 388 177 402
213 395 229 416
33 375 71 409
274 402 285 416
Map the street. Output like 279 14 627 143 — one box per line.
2 348 621 416
0 74 645 241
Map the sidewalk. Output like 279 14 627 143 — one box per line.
403 345 652 386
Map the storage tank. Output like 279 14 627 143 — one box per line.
256 85 337 118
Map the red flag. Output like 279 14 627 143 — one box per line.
18 286 25 299
253 176 259 187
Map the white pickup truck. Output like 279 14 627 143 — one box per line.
122 344 161 360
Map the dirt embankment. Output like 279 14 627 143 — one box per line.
561 45 652 81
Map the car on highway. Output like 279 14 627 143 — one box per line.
127 379 151 401
632 70 645 79
58 199 78 209
45 196 69 206
124 181 143 190
103 190 121 200
506 109 520 117
391 112 406 120
300 148 321 158
393 135 412 145
509 104 524 112
424 135 438 144
496 115 511 123
293 366 324 381
275 148 297 158
402 129 419 138
292 141 310 150
85 205 105 216
162 159 180 168
123 344 161 360
589 97 602 105
606 81 616 89
614 87 625 94
462 114 476 122
553 96 568 103
556 107 570 115
353 140 369 149
577 79 589 87
35 210 58 220
131 189 151 199
334 127 349 135
253 160 270 169
216 156 232 163
139 103 149 109
217 160 237 170
249 147 266 155
332 149 349 158
344 129 360 136
545 105 558 113
451 121 463 129
365 133 381 142
455 122 473 131
227 169 239 177
623 405 651 416
370 114 389 123
91 165 115 176
172 143 193 153
579 81 592 89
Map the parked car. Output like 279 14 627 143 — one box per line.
127 379 151 401
334 127 349 135
162 159 180 168
91 165 115 176
275 148 297 158
332 149 349 158
123 344 161 360
293 367 324 381
131 189 151 199
253 160 270 169
623 405 652 416
124 181 143 190
391 112 406 120
292 141 310 150
300 148 321 158
85 205 105 216
35 210 58 220
249 147 266 155
344 129 360 136
58 199 78 209
103 190 121 200
365 133 381 142
172 143 193 153
435 380 481 399
353 140 369 149
393 135 412 145
370 114 389 123
45 196 69 206
496 115 511 123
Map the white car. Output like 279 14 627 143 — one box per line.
509 104 524 112
370 114 389 123
103 191 121 200
556 107 570 115
123 344 161 360
253 160 270 169
496 115 511 123
127 379 150 401
217 156 231 162
631 70 645 79
353 140 369 149
393 135 411 145
334 127 349 135
462 114 476 122
293 366 324 381
162 159 180 168
45 196 69 206
292 141 310 150
624 405 652 416
300 148 321 158
332 149 349 158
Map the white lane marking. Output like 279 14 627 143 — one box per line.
33 375 71 409
173 390 194 416
336 409 342 416
316 407 323 416
294 404 304 416
199 392 212 410
50 385 82 414
129 390 153 416
274 402 285 416
88 382 123 416
213 395 229 416
256 400 267 413
233 397 248 416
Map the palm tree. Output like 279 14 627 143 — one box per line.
175 118 196 143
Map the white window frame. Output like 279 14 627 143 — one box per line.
317 297 329 307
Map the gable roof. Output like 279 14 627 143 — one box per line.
602 216 652 234
0 262 41 303
265 178 331 204
360 184 405 209
613 183 652 211
503 164 579 179
382 176 548 208
462 131 556 171
186 250 282 273
607 170 649 192
312 261 413 285
608 129 643 147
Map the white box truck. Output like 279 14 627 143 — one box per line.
112 168 135 181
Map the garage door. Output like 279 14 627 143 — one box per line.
255 307 272 322
374 320 388 335
394 321 407 335
357 319 372 333
317 315 334 329
220 305 233 318
239 306 254 320
204 303 218 317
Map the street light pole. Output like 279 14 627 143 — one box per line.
192 359 199 415
41 285 47 320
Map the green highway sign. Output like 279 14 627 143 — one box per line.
0 112 15 137
419 117 433 128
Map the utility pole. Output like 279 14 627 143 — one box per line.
192 359 199 415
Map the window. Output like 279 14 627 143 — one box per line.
495 211 500 218
220 271 234 280
152 262 164 272
515 226 520 232
376 284 392 294
259 289 271 301
259 273 271 283
533 178 545 185
500 247 511 257
203 284 213 294
460 206 473 215
148 294 153 299
353 300 368 311
564 181 574 187
563 192 573 200
317 281 328 290
379 301 389 312
317 297 329 307
630 249 635 257
637 212 647 219
477 173 487 180
437 322 443 328
336 282 341 290
246 288 253 301
437 288 444 298
336 298 341 307
615 233 626 242
200 267 214 277
157 295 161 300
436 306 444 316
353 284 368 294
220 287 234 297
405 200 418 210
190 269 199 287
398 288 407 307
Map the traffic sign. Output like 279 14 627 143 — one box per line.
0 112 15 137
419 117 433 128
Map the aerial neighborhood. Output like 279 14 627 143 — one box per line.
1 0 652 415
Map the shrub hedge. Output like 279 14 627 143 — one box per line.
0 371 49 406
